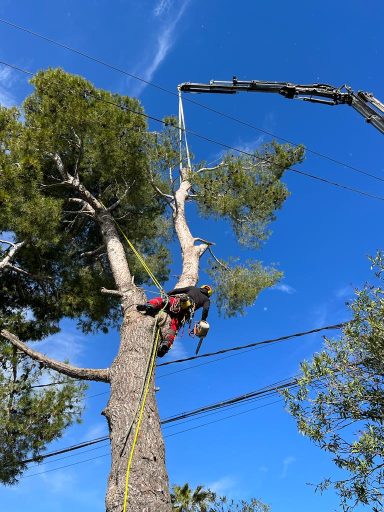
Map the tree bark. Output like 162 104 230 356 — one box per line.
173 179 208 288
103 308 171 512
95 208 171 511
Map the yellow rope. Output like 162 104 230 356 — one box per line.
122 328 161 512
115 221 164 294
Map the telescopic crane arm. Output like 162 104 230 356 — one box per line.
179 77 384 134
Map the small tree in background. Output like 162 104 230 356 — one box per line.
284 254 384 511
0 68 304 511
170 483 270 512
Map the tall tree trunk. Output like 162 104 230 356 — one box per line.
103 307 171 512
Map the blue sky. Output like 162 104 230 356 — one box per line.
0 1 383 511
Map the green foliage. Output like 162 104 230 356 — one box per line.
211 496 270 512
193 143 304 248
0 343 85 484
171 483 216 512
207 258 282 317
171 483 270 512
284 253 384 511
0 68 170 336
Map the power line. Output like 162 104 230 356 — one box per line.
163 398 282 438
1 59 383 203
0 18 382 183
20 398 282 479
25 321 346 391
18 377 295 466
26 442 109 469
161 379 297 425
157 321 347 368
21 453 109 479
20 435 110 464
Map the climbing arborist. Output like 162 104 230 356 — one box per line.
136 284 213 357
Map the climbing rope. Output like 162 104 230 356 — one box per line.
122 327 161 512
109 221 168 509
114 220 165 295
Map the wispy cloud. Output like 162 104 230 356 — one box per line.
39 468 75 493
207 475 236 495
82 422 108 442
38 330 86 366
236 134 265 154
166 338 189 360
272 283 296 294
281 456 296 479
153 0 172 17
128 0 191 97
0 65 17 107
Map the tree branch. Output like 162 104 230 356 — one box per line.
208 247 230 271
106 184 135 212
196 163 224 174
81 245 106 258
101 287 125 297
49 152 71 181
1 330 110 383
0 241 25 271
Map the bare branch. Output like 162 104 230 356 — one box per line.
196 163 224 174
194 237 215 246
106 183 135 212
81 245 106 258
208 247 230 271
101 287 125 297
49 153 70 181
6 264 32 277
0 241 25 271
1 330 110 383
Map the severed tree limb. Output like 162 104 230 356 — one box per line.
100 287 125 297
1 330 110 383
194 237 215 246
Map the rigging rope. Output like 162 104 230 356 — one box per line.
178 88 192 172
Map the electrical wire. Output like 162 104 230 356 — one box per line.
20 399 283 479
157 321 347 367
21 453 109 479
0 59 382 203
17 377 295 467
25 321 346 391
0 18 382 183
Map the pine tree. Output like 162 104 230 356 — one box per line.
0 68 304 511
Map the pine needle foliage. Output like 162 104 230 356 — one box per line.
0 344 85 484
193 143 304 248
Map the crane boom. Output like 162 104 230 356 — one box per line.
179 77 384 134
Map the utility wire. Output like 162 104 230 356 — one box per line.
21 454 109 479
18 377 295 466
0 18 382 183
26 321 346 391
0 59 382 203
20 398 282 479
157 321 348 367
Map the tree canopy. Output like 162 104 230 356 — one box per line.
284 254 384 511
0 68 304 490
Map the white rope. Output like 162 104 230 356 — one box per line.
178 88 192 172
